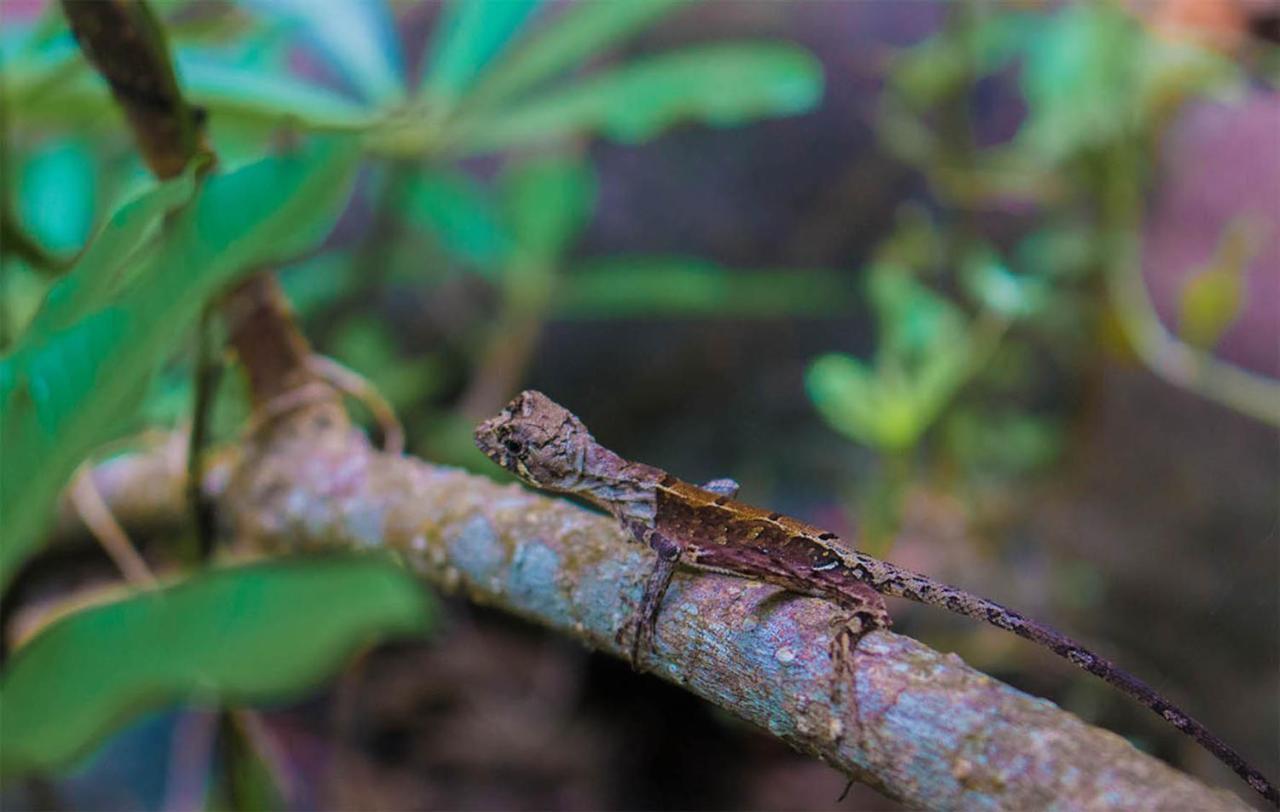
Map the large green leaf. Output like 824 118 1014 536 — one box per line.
419 0 541 106
25 160 205 337
468 0 687 109
0 556 432 777
447 42 823 155
0 138 360 588
558 257 853 319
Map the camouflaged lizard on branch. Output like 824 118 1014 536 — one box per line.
475 390 1279 806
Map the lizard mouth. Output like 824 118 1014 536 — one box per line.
473 417 508 467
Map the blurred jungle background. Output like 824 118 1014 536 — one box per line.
1 0 1278 809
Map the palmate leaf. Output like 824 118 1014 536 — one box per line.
179 53 380 132
0 556 432 777
419 0 542 108
446 42 823 155
0 137 360 589
467 0 688 109
241 0 404 106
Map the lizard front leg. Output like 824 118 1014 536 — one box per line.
616 529 683 669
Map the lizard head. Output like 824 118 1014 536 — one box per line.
474 390 593 492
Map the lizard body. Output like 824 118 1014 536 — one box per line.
475 390 1278 806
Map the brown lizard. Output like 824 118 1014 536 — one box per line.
474 390 1279 806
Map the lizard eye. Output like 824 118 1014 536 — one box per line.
503 438 525 456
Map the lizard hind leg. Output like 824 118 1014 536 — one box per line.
616 531 683 671
828 590 891 725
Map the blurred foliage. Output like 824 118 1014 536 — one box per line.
805 0 1274 542
1177 216 1261 352
0 556 431 778
3 0 1274 792
1 139 360 588
0 0 833 785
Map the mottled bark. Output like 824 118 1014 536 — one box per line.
53 412 1251 811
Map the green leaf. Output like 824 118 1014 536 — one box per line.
17 137 96 254
1017 4 1140 161
447 42 823 155
242 0 404 105
807 353 879 439
0 138 360 589
961 255 1047 319
404 169 511 268
1013 4 1236 162
558 257 853 319
469 0 687 108
278 251 362 317
945 408 1063 478
25 160 204 337
888 13 1030 109
1178 217 1259 351
868 266 967 364
502 156 595 259
807 352 930 451
0 556 432 777
420 0 541 105
179 53 380 131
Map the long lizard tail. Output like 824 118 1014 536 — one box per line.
849 551 1279 806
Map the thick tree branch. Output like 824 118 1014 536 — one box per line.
52 415 1250 811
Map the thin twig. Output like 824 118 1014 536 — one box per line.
307 355 404 455
68 465 158 588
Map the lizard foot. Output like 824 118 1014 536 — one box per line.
617 534 682 670
827 602 890 743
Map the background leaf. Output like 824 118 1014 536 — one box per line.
1177 217 1258 351
179 53 380 132
242 0 404 105
0 556 432 777
557 257 853 319
448 42 823 154
469 0 687 108
420 0 541 106
24 160 204 337
404 168 511 268
806 353 886 447
502 156 595 260
0 138 360 588
17 137 96 255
